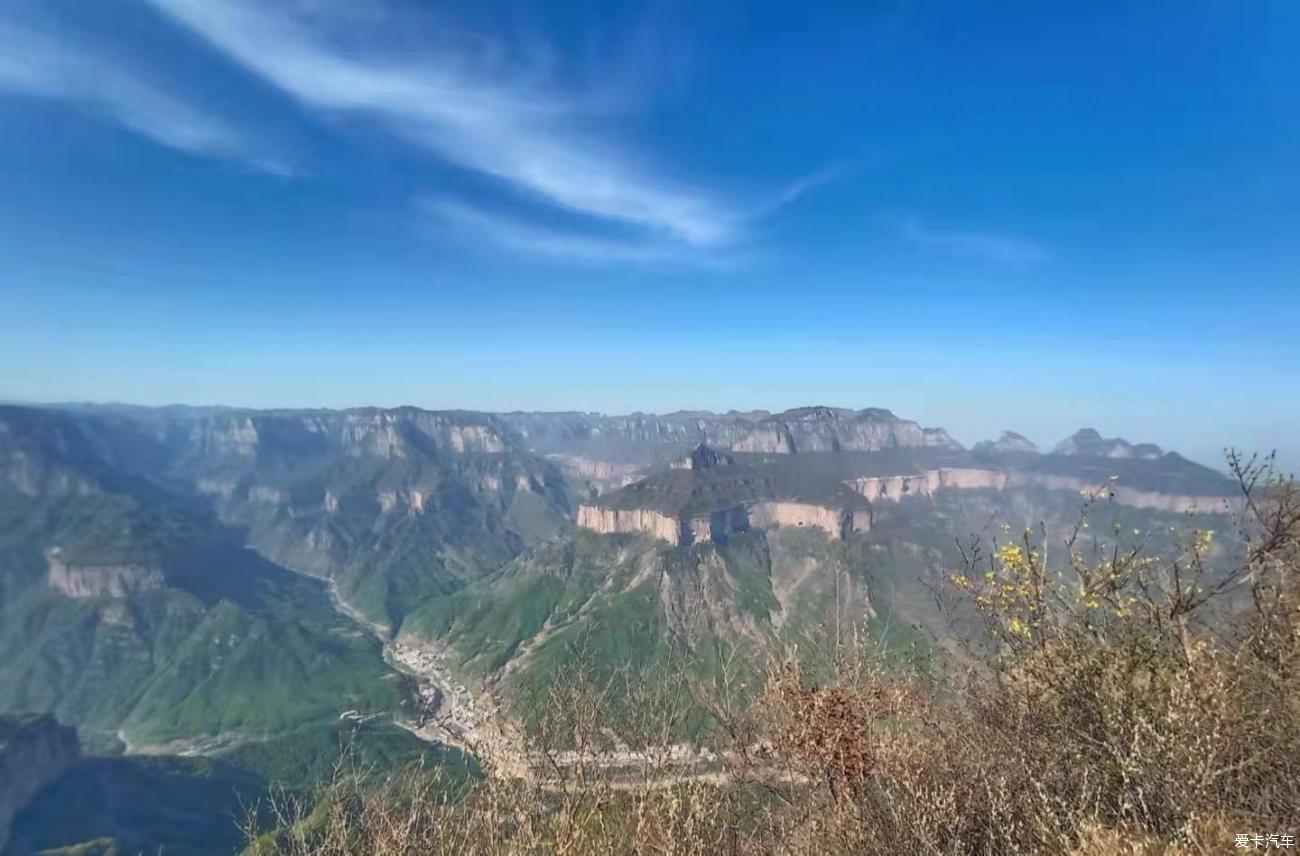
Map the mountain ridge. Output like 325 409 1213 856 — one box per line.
0 402 1240 753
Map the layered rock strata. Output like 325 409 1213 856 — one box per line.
577 500 866 545
1006 472 1234 514
46 549 165 598
849 467 1007 502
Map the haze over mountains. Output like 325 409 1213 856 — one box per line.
0 400 1244 851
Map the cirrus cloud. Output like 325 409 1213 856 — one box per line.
146 0 742 249
0 22 291 176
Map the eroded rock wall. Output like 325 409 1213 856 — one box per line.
554 456 644 494
1006 472 1234 514
849 468 1006 501
580 502 827 544
577 505 686 545
748 502 866 539
46 550 165 598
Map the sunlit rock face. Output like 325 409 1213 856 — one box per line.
45 549 165 599
550 455 644 497
732 426 798 454
1004 472 1233 514
0 408 101 497
577 505 686 544
177 408 512 465
2 451 97 497
577 499 865 545
738 407 938 454
849 468 1008 502
748 501 868 539
186 416 260 461
498 406 954 459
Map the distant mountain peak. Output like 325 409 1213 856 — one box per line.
768 406 902 424
1054 429 1163 459
671 443 736 471
922 427 964 450
973 431 1040 455
772 405 855 422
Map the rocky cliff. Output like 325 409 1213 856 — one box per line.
575 425 1236 546
671 443 736 471
551 455 643 495
1005 471 1235 514
45 548 165 598
498 406 957 461
0 714 79 852
0 406 106 497
576 505 686 544
63 406 573 628
575 499 865 545
748 501 870 539
849 467 1008 502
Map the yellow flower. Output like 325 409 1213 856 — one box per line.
995 543 1026 568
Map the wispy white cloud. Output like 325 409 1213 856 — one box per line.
770 164 848 210
146 0 740 248
902 217 1047 265
0 23 290 175
420 197 694 264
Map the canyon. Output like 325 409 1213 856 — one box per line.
569 425 1237 546
0 402 1245 852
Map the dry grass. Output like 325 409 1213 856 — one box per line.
245 453 1300 855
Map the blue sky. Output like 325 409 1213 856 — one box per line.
1 0 1296 466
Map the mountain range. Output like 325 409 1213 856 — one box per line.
0 402 1241 852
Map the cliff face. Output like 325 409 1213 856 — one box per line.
0 407 104 497
176 408 512 463
46 549 165 598
3 451 98 498
498 406 956 459
578 499 867 544
577 451 1235 547
849 467 1008 502
672 445 737 471
749 501 869 539
577 505 686 544
0 714 79 852
684 506 752 543
1 404 572 637
1006 472 1234 514
731 408 949 454
554 455 645 495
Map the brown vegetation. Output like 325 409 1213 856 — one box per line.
245 453 1299 854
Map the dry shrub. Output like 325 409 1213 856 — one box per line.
246 453 1300 854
